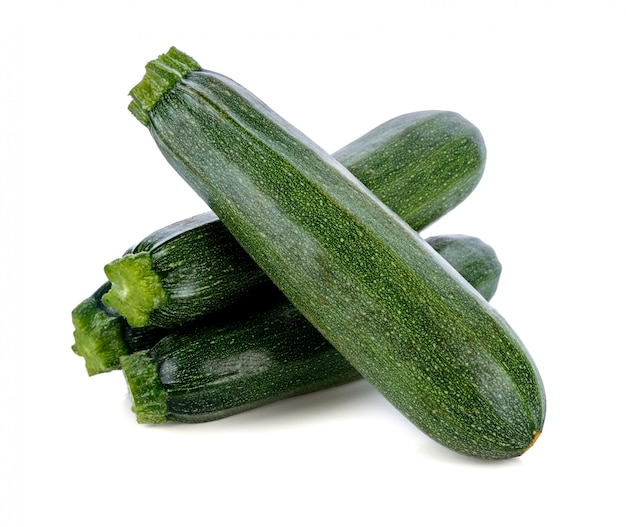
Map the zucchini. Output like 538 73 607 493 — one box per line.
128 47 545 458
73 232 502 377
122 295 360 424
104 110 486 328
102 212 269 328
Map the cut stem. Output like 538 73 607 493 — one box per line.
121 351 168 424
128 46 201 125
71 283 131 375
102 252 168 327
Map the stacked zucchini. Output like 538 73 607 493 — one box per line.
72 47 545 459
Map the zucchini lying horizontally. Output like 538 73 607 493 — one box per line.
104 110 486 328
122 295 359 424
122 233 501 423
129 47 545 458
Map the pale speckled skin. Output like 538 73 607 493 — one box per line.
131 52 545 459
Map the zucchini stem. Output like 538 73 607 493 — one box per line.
120 351 168 424
102 252 168 327
71 283 131 375
128 46 201 125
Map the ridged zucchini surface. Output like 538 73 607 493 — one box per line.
128 47 545 458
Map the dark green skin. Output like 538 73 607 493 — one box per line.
334 111 486 231
144 296 362 423
115 109 486 328
131 50 545 458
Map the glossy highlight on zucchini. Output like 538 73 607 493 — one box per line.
128 46 545 459
104 110 486 328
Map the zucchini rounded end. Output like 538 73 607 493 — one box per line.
128 46 201 126
71 292 130 376
102 252 168 328
426 234 502 301
523 430 542 455
120 351 168 424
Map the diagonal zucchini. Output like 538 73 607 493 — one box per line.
127 47 545 459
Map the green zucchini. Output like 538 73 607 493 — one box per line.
73 231 502 377
104 110 486 328
101 213 271 328
122 295 359 424
128 47 545 458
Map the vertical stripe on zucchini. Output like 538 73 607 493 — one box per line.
128 47 545 459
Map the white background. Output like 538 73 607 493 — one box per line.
2 1 625 525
